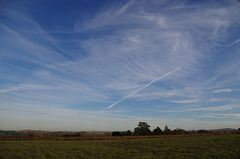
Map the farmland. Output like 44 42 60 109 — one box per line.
0 134 240 159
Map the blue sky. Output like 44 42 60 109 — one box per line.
0 0 240 131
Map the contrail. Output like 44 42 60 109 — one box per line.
218 39 240 52
102 66 182 111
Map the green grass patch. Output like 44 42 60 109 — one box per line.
0 134 240 159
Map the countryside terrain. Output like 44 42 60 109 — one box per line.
0 133 240 159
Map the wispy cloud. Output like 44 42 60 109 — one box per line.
0 84 51 94
213 89 233 93
103 67 181 110
208 97 238 103
201 113 240 119
145 104 240 113
169 99 199 104
1 0 240 130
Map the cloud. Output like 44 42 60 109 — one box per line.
201 113 240 119
213 89 233 93
169 99 199 104
0 84 51 94
73 0 240 97
191 105 239 112
74 0 136 32
208 97 238 103
103 67 181 110
1 0 240 130
145 104 240 113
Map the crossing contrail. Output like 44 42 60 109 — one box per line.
102 66 182 111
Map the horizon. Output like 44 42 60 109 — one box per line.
1 126 239 132
0 0 240 131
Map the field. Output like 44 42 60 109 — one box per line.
0 134 240 159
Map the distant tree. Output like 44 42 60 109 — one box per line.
125 130 132 136
62 133 81 137
172 128 185 135
186 130 196 134
163 125 171 135
134 121 151 135
153 127 163 135
238 128 240 132
119 130 132 136
197 130 209 134
112 132 122 136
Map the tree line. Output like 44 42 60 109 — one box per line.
112 121 240 136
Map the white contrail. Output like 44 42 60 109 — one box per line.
218 39 240 52
102 66 182 111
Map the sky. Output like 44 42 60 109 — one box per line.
0 0 240 131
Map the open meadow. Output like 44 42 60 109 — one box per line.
0 134 240 159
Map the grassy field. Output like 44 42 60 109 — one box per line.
0 134 240 159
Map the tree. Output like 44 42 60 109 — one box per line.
125 130 132 136
197 130 209 134
134 121 151 135
153 127 163 135
120 130 132 136
163 125 171 135
112 132 122 136
172 128 185 135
